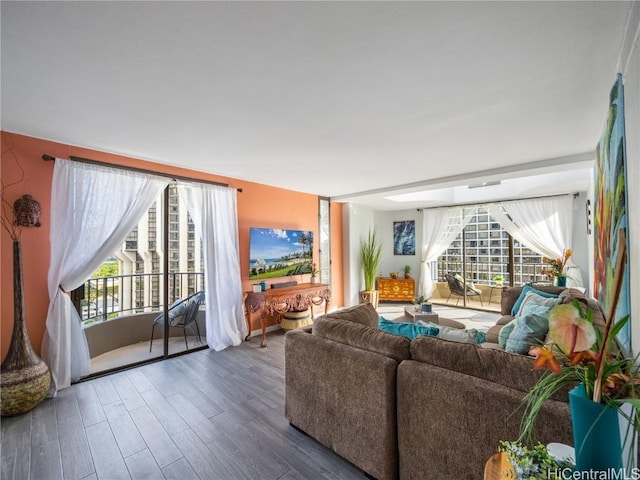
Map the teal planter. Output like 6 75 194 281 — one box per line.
569 384 636 474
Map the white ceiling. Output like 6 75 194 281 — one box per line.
1 1 631 209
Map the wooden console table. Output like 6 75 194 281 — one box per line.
244 283 331 347
377 277 415 302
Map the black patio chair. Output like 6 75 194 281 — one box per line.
444 273 483 307
149 290 205 352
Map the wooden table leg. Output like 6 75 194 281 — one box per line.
260 306 268 348
243 308 252 342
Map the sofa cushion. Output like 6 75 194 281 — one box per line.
504 313 549 354
313 317 411 362
511 285 560 316
498 319 515 347
416 320 486 345
517 291 560 317
379 317 439 340
501 285 564 316
485 315 514 344
409 335 570 399
321 302 380 327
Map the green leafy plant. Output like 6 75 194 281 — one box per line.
403 265 411 274
413 295 426 305
520 300 638 444
360 229 382 291
493 274 504 282
498 441 573 479
519 238 637 446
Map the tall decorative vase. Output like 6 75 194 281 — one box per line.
554 275 567 287
359 290 379 309
1 241 51 416
569 384 637 474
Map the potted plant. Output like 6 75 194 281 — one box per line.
493 274 504 287
412 295 426 312
403 265 411 279
520 238 637 473
541 248 572 287
310 263 319 283
359 229 382 308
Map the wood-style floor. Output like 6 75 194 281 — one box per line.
0 331 365 480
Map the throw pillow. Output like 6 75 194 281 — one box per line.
517 291 559 318
378 317 439 340
498 320 516 348
454 273 477 290
416 321 486 345
504 313 549 355
511 285 559 316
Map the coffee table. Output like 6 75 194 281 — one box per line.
403 306 466 330
404 306 439 323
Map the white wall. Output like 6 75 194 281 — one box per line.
571 192 590 290
343 203 376 306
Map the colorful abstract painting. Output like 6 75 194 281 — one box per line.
393 220 415 255
594 73 631 352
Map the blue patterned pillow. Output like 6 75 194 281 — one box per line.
511 285 559 316
498 320 516 348
505 313 549 354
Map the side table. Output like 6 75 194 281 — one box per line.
403 306 466 330
403 306 439 324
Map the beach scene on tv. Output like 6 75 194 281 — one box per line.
249 228 314 280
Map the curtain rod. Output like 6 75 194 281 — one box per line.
42 154 242 192
415 191 580 212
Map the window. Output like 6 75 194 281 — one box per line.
437 207 547 287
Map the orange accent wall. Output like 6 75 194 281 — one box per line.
1 131 344 359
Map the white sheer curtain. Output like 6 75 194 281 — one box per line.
42 159 170 393
178 183 246 350
487 195 583 287
418 206 477 298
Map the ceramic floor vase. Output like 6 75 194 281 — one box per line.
1 241 51 416
569 383 637 474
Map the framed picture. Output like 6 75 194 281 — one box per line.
249 227 313 280
393 220 415 255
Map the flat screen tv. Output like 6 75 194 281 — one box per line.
249 227 313 280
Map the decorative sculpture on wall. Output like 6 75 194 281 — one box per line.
13 194 41 227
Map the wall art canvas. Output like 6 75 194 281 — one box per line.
594 73 631 351
393 220 415 255
249 228 313 280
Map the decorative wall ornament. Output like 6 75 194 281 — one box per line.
13 194 41 227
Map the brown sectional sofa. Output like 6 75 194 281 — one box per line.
285 287 604 479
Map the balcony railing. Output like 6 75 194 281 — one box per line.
76 271 204 326
435 260 550 286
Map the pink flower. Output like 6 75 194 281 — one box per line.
548 304 597 355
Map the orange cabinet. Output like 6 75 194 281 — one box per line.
377 277 415 302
